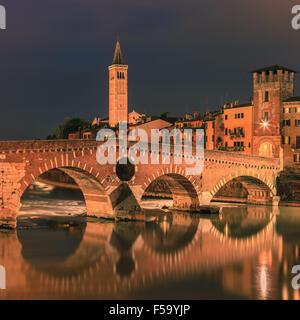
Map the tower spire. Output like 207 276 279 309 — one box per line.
112 40 124 65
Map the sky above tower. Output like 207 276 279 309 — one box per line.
0 0 299 139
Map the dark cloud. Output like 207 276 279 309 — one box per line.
0 0 299 139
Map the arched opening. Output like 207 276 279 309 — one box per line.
141 173 200 211
19 167 114 222
259 142 274 158
212 176 273 205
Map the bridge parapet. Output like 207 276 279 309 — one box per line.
204 150 280 170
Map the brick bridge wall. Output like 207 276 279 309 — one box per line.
0 140 280 228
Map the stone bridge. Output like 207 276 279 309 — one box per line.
0 140 281 228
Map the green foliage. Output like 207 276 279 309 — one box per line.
160 112 169 121
53 117 91 139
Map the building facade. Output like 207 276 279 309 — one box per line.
281 97 300 170
223 103 253 154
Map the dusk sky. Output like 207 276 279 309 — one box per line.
0 0 300 140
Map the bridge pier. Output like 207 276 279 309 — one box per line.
272 196 280 207
199 192 213 206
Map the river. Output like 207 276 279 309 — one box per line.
0 184 299 300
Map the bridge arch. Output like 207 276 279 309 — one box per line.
208 170 276 205
19 166 114 218
141 173 200 211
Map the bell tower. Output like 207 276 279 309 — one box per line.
251 65 296 157
108 41 128 127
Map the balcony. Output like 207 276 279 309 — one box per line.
229 128 245 139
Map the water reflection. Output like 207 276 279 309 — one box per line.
213 206 272 239
1 204 300 299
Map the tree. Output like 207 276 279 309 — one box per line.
53 117 91 139
160 112 169 121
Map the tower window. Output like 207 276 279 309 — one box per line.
257 73 261 83
264 112 269 120
264 91 269 102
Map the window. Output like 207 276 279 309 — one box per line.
241 113 244 118
294 154 300 163
225 128 228 135
265 91 269 102
286 120 291 126
257 73 261 83
289 108 292 113
282 136 285 144
225 142 228 147
296 120 300 127
225 115 228 120
297 136 300 149
284 136 290 145
264 112 269 120
248 142 251 148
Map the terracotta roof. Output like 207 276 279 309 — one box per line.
250 64 297 73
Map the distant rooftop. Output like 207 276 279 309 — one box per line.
224 102 252 109
250 64 298 74
283 96 300 102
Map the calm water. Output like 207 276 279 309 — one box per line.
0 187 300 300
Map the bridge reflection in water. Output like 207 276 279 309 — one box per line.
0 205 300 300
